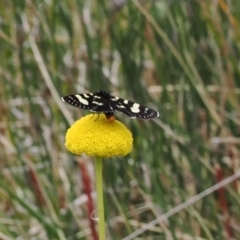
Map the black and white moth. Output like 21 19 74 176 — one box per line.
61 90 159 119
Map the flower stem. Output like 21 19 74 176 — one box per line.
95 157 106 240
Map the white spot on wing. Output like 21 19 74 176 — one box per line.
75 95 89 105
124 99 128 104
116 104 125 108
130 103 140 113
93 101 104 105
111 97 119 101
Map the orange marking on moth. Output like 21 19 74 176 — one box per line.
107 115 115 122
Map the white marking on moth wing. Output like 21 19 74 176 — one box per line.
130 103 140 113
94 95 101 99
83 94 90 98
75 95 89 105
92 101 104 105
123 99 128 104
116 104 125 108
112 97 119 101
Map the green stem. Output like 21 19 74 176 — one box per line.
95 157 106 240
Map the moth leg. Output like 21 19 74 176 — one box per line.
94 113 100 121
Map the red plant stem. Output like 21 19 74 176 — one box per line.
215 164 232 239
228 148 238 190
28 167 45 207
79 161 98 240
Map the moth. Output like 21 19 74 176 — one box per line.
61 90 159 120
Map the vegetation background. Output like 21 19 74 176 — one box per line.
1 0 240 239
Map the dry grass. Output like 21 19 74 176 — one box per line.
1 0 240 239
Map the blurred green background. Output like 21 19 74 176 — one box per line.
1 0 240 239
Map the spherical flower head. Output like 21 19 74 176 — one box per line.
65 114 133 158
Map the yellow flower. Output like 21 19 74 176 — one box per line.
65 114 133 158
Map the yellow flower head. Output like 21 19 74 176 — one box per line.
65 114 133 158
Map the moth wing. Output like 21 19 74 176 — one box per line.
61 93 94 110
110 96 159 119
110 97 136 117
62 92 113 113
